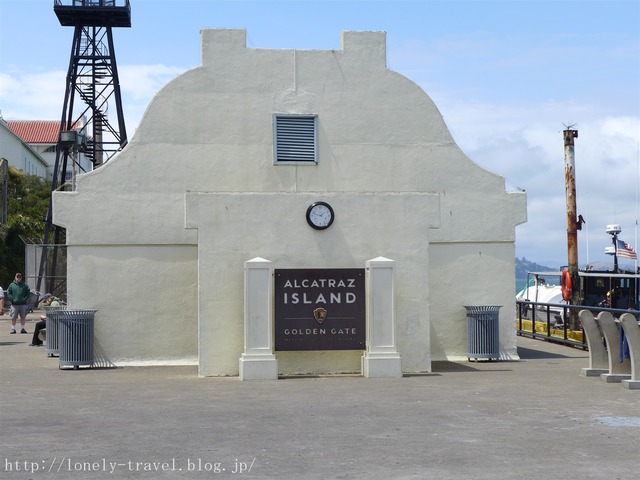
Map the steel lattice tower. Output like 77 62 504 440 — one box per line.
38 0 131 294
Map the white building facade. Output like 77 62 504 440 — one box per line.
53 29 527 376
0 119 49 179
3 119 93 182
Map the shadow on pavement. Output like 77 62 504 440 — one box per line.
517 345 574 359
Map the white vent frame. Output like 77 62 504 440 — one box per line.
273 114 318 165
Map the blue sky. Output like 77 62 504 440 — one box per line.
1 0 639 270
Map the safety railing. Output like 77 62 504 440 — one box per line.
516 300 640 350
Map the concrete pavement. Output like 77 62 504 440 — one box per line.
1 310 639 480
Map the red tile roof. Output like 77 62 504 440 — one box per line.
6 120 62 144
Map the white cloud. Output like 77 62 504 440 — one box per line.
118 64 186 101
449 104 639 268
0 69 66 120
0 64 187 137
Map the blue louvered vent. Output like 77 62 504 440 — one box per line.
274 115 317 164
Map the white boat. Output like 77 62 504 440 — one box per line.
516 272 567 325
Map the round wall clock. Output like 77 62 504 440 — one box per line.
306 201 334 230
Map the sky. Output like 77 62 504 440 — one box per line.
1 0 639 271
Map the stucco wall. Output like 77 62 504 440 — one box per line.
429 242 519 361
185 192 439 376
65 245 198 365
53 29 526 374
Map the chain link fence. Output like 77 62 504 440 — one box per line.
23 241 67 303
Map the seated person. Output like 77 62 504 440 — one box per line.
29 294 61 347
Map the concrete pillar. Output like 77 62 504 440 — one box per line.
579 310 609 377
239 257 277 380
362 257 402 378
620 313 640 390
598 311 631 383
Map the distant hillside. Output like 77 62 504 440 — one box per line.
515 257 556 292
516 257 556 277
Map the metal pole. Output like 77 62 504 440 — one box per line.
612 232 619 274
564 129 581 327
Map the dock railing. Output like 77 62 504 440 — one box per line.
516 299 640 349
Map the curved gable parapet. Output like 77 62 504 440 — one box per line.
60 28 524 245
127 29 483 181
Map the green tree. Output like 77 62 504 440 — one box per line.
0 167 53 288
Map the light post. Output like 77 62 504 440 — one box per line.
605 224 622 274
58 130 86 191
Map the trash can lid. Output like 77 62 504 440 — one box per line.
463 305 502 313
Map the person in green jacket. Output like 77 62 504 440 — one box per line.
7 273 30 334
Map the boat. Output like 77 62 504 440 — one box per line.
516 222 640 347
516 272 566 325
579 268 639 309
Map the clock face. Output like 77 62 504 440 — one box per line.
306 202 334 230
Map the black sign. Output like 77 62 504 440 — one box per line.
275 269 365 351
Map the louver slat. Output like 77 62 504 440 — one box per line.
275 116 317 163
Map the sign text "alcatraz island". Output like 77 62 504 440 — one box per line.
282 277 358 305
274 268 365 351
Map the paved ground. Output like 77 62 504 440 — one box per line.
1 311 639 480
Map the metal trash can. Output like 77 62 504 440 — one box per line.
44 306 67 357
464 305 501 361
58 309 98 370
